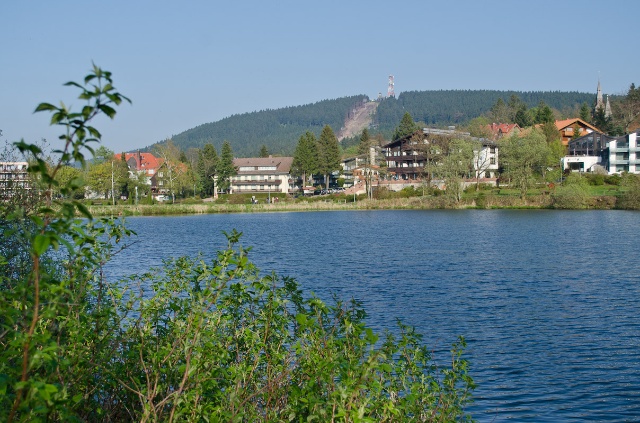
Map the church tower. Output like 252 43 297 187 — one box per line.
595 79 604 111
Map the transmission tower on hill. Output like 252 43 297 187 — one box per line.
387 75 395 98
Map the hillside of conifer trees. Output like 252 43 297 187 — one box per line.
155 90 596 156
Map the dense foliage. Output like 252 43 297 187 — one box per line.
0 67 476 422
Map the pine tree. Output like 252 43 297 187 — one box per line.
259 145 269 158
534 101 554 124
197 143 218 197
357 128 372 155
292 131 319 185
316 125 341 190
217 141 236 193
514 104 533 128
393 112 419 140
579 102 591 123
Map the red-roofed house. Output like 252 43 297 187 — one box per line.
117 151 164 196
487 123 520 140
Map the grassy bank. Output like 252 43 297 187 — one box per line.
86 192 629 217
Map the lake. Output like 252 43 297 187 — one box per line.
104 210 640 422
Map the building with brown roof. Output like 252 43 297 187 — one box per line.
230 156 295 194
553 119 601 145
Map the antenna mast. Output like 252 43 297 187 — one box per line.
387 75 395 98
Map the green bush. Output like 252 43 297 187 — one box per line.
0 66 475 422
587 174 605 186
605 174 622 185
617 175 640 210
552 174 590 209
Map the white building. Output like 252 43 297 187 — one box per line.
230 156 295 194
0 162 29 200
607 130 640 174
563 130 640 174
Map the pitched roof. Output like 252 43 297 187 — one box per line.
118 152 163 175
487 123 520 139
554 118 600 132
233 156 294 173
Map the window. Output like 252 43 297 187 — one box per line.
490 157 496 165
158 172 164 178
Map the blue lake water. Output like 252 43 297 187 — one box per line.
104 210 640 422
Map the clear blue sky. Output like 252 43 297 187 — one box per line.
2 0 638 154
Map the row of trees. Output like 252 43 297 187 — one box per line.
291 125 341 190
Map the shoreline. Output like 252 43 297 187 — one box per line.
86 194 628 217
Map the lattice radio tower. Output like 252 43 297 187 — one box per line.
387 75 395 98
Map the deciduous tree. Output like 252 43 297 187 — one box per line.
500 129 550 199
433 138 474 202
154 139 186 202
614 83 640 132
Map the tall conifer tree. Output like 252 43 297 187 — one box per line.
292 131 318 185
393 112 419 140
197 143 218 197
217 141 236 193
316 125 341 190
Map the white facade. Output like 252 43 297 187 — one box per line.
608 131 639 174
474 142 499 179
561 155 603 173
230 156 295 194
562 130 640 174
0 162 29 199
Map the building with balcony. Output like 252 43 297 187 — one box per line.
0 162 30 200
383 128 499 183
230 156 295 194
607 130 640 174
554 118 601 146
563 129 640 174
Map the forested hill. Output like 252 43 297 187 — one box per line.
160 95 369 157
374 90 596 135
154 90 595 156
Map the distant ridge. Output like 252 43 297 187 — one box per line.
150 90 595 156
